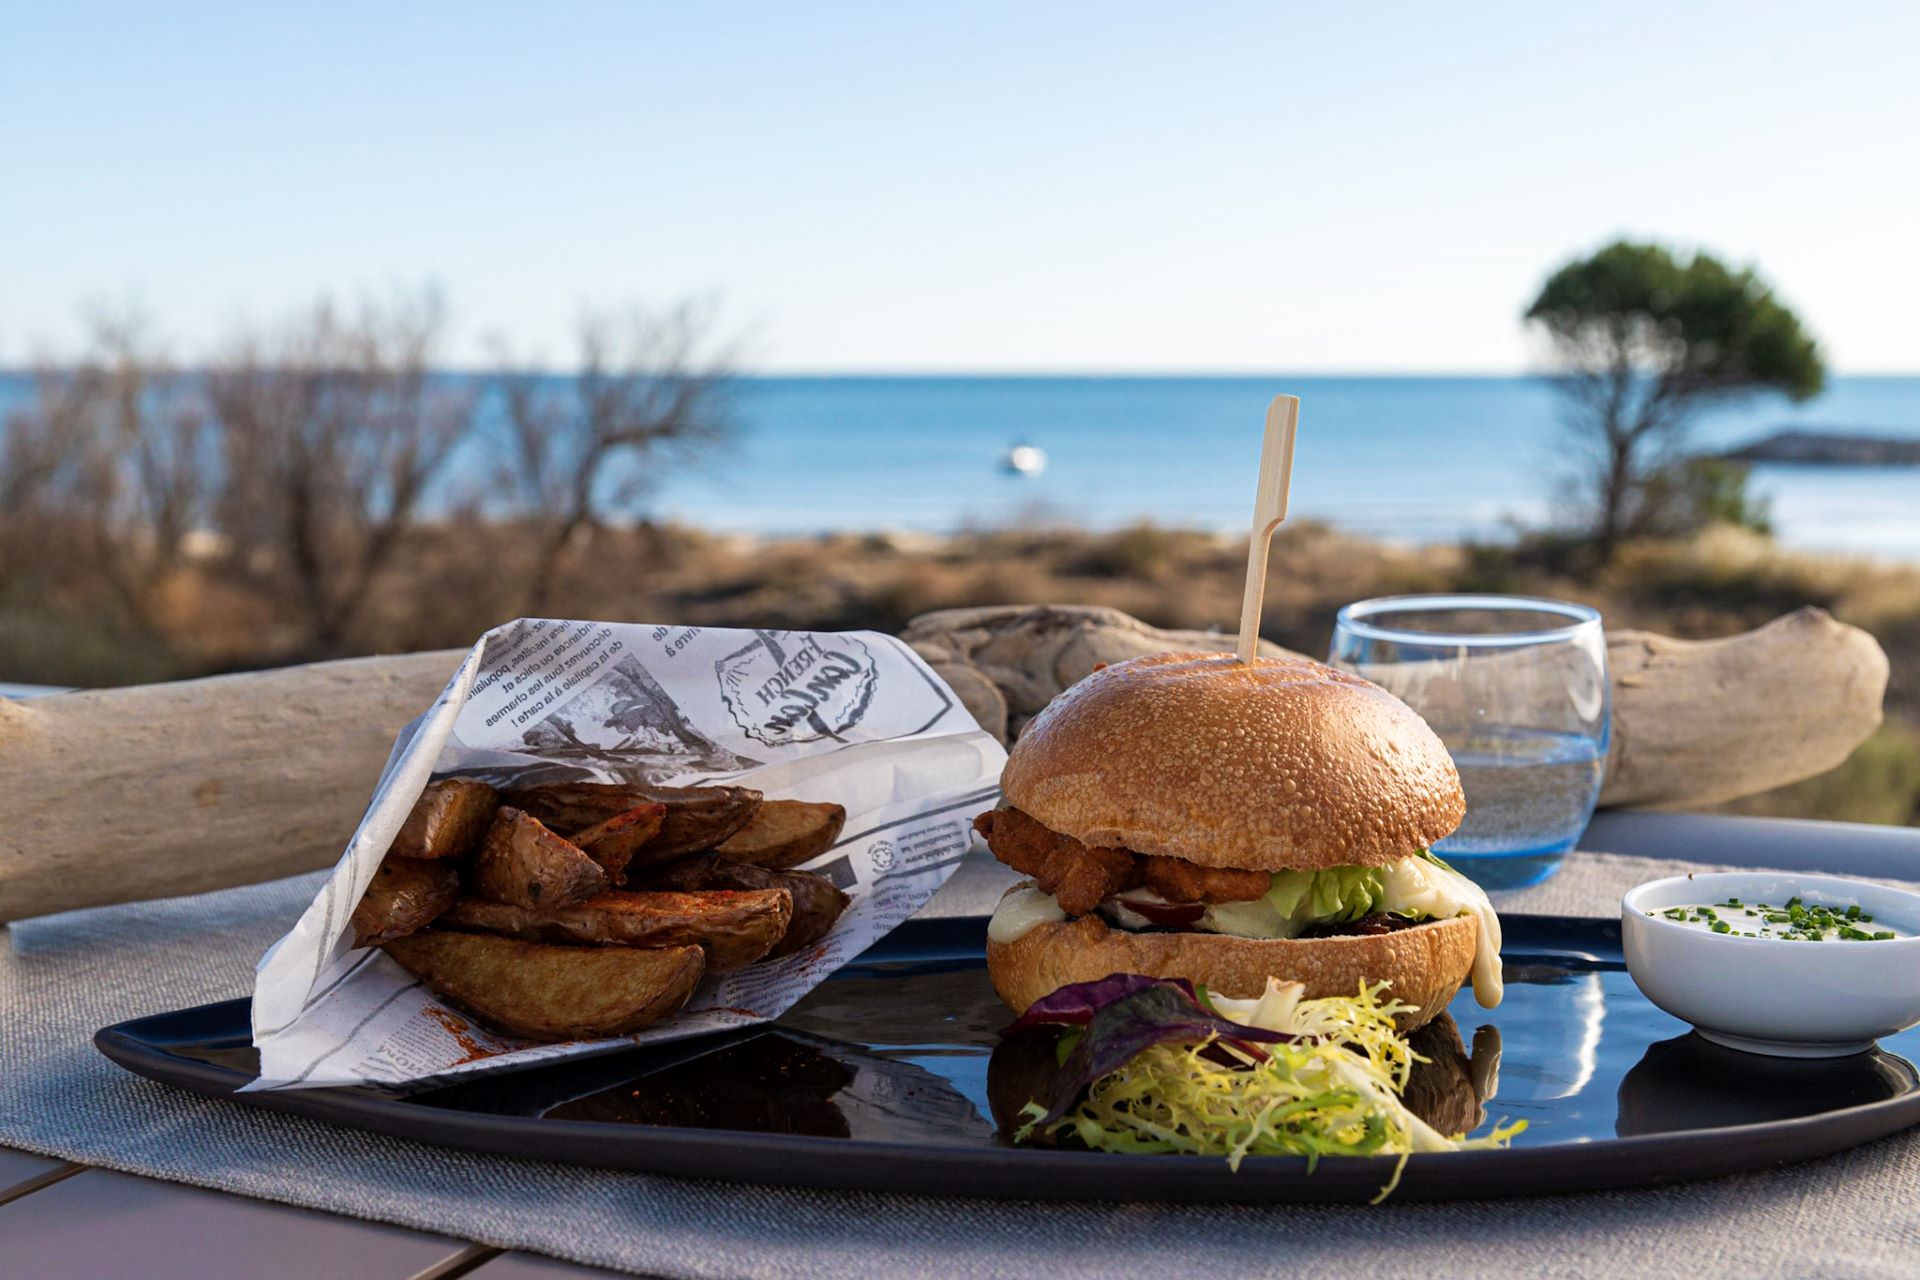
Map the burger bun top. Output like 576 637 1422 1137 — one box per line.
999 651 1465 871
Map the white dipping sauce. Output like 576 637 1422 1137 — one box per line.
1653 896 1910 942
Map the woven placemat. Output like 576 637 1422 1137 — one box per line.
5 850 1918 1279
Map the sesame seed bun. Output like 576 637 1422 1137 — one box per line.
986 897 1477 1031
999 651 1465 872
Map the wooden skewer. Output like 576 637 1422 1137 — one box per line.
1235 394 1300 663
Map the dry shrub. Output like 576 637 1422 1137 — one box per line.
856 562 977 631
1065 522 1187 579
1719 724 1920 827
1606 524 1920 649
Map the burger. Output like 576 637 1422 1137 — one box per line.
975 651 1503 1029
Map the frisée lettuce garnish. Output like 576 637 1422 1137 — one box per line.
1005 973 1523 1201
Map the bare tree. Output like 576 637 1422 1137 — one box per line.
77 315 211 621
494 302 736 613
208 292 475 656
0 367 87 537
0 313 208 635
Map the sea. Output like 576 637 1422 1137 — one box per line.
4 374 1917 557
688 376 1920 557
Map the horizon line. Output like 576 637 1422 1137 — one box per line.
2 365 1917 380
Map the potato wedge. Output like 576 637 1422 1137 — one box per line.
473 807 608 910
712 799 847 870
350 856 460 947
389 778 500 860
569 802 668 883
505 782 764 862
644 855 849 958
442 887 792 972
383 930 704 1040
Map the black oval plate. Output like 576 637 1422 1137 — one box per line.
94 915 1920 1203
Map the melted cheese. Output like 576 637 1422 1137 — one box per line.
1378 856 1504 1008
987 884 1066 944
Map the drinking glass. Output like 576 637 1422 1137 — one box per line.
1328 595 1609 890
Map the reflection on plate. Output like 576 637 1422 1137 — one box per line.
1403 1014 1499 1137
539 1027 995 1142
1488 960 1605 1101
1617 1033 1919 1138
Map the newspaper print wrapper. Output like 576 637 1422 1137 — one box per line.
247 620 1005 1091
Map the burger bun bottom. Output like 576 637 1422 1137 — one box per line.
985 893 1478 1031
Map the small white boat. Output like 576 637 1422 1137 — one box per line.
999 442 1047 476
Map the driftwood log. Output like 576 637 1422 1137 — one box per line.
1599 610 1889 807
900 605 1888 811
0 650 465 923
0 606 1888 922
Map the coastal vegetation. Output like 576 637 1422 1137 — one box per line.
2 258 1914 828
2 503 1916 828
1526 240 1824 558
1 294 736 660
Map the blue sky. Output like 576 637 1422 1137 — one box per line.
3 2 1915 372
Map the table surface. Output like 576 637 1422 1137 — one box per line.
5 809 1917 1279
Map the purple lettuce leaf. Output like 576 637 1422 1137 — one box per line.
1006 973 1197 1033
1007 975 1296 1125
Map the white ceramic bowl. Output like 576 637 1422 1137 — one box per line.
1622 871 1920 1058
